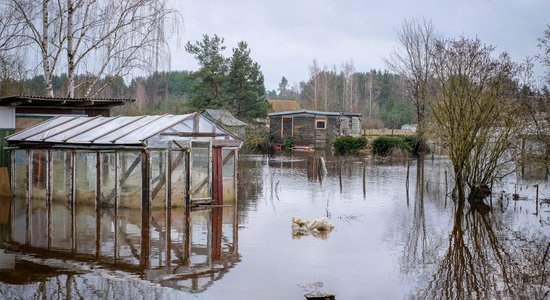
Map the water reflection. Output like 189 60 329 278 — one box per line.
2 153 550 299
3 198 239 296
418 199 550 299
400 158 550 299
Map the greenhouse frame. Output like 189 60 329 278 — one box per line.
6 112 241 212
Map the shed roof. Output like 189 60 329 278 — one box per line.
0 95 133 108
6 113 242 149
268 110 362 117
203 109 247 127
266 99 300 113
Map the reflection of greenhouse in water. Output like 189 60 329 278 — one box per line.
3 113 241 292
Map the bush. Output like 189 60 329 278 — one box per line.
401 136 421 156
333 135 367 156
371 136 412 156
241 125 274 154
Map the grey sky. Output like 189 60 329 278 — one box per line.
170 0 550 90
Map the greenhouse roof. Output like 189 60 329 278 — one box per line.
6 113 242 148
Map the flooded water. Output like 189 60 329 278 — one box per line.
1 153 549 299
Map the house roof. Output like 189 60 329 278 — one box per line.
268 110 362 117
0 95 134 108
266 99 300 113
203 109 247 127
6 113 242 148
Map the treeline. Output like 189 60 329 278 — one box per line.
268 62 415 129
2 64 415 129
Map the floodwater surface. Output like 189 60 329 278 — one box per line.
0 153 549 299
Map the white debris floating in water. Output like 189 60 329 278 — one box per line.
291 217 334 240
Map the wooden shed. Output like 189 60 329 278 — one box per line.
268 110 362 148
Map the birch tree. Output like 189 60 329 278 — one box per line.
3 0 181 98
386 17 439 154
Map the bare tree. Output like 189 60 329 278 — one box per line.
429 37 521 202
386 17 439 154
538 25 550 84
0 2 30 95
365 71 380 118
341 60 358 112
2 0 181 98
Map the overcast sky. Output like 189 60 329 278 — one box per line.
169 0 550 90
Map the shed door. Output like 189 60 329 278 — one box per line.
282 117 293 139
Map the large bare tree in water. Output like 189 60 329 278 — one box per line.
386 17 439 155
429 37 522 202
2 0 181 98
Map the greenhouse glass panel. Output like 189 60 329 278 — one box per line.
169 206 188 265
198 117 215 133
150 208 167 268
116 208 141 265
222 149 236 203
191 142 211 200
100 153 116 207
94 116 162 144
30 150 48 248
11 150 27 244
99 207 116 259
164 119 193 133
48 117 110 142
150 151 167 209
8 116 76 141
170 150 186 206
80 116 143 142
190 209 211 266
118 152 141 209
222 205 236 255
75 152 97 254
118 115 189 143
51 150 72 251
24 117 90 141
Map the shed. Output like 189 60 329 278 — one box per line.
268 110 362 148
6 113 241 211
202 109 247 137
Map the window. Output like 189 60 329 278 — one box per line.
315 120 326 129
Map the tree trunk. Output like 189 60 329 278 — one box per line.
455 170 466 204
42 0 53 97
66 0 75 98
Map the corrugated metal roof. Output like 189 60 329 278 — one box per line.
203 109 247 127
0 95 134 108
268 110 362 117
6 113 242 147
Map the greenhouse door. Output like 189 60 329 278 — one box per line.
190 141 211 203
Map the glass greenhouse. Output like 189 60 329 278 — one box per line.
5 113 241 270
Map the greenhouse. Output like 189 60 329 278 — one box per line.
6 113 242 213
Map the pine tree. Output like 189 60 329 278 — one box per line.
226 41 267 120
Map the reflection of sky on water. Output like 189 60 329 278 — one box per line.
0 154 549 299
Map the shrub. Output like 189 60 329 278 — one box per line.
371 136 412 156
401 136 421 156
241 125 274 154
333 135 367 156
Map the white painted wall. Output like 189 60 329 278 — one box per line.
0 107 15 129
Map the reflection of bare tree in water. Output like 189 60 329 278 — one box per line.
401 158 437 275
419 200 550 299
